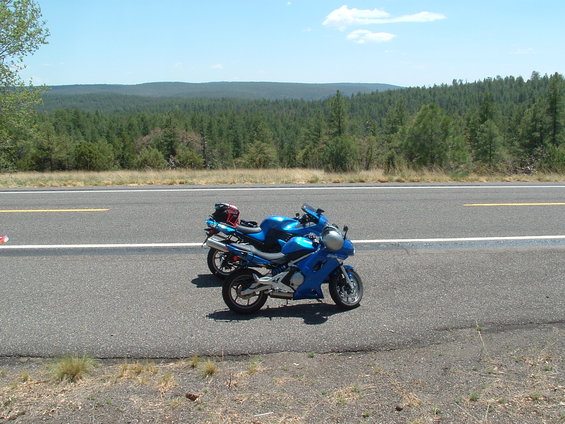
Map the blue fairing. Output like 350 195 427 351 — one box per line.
339 239 355 257
281 236 316 255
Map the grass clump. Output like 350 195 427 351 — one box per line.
202 360 217 378
118 360 158 379
51 355 97 383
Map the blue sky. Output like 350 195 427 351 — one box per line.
20 0 565 87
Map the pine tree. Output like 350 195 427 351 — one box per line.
328 90 348 138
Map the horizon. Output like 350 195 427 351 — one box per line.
21 1 564 88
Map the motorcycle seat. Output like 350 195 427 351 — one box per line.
236 224 262 234
231 243 287 264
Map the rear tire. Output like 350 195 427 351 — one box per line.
222 269 268 314
207 248 239 279
329 268 363 310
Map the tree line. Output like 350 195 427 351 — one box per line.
4 72 565 174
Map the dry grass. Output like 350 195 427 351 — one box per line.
50 356 98 383
0 168 563 188
0 325 562 423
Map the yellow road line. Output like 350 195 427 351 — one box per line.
465 203 565 207
0 208 109 213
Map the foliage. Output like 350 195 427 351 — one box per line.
1 72 564 174
0 0 49 170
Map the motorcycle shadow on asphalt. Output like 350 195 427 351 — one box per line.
208 302 345 325
191 274 222 288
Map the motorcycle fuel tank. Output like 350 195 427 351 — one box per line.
281 236 316 257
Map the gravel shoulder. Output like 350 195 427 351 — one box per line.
1 323 563 423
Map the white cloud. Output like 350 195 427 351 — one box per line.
390 11 447 23
323 5 446 30
347 30 395 44
210 64 224 70
323 5 390 31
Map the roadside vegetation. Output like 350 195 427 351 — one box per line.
1 325 562 423
0 168 563 188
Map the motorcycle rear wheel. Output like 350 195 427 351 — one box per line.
329 269 363 309
207 248 239 278
222 269 268 314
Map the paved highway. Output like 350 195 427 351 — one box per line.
0 183 564 357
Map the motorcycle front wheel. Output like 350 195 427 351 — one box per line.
222 269 268 314
207 247 239 278
329 268 363 309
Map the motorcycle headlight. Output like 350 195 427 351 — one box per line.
322 226 344 251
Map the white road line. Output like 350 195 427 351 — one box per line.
0 242 203 250
1 185 565 194
355 235 565 243
1 235 565 250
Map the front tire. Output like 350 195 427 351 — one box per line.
329 268 363 310
222 269 268 314
207 248 239 279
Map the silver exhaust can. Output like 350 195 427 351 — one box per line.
206 236 229 252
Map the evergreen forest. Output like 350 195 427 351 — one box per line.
4 72 565 175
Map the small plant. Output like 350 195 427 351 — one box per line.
51 355 97 383
160 372 176 388
469 391 480 402
247 357 262 375
119 360 157 378
189 355 200 369
18 372 31 382
202 360 217 377
307 352 315 358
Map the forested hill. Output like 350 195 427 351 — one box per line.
9 72 564 175
42 81 400 111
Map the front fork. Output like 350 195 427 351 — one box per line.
340 265 355 290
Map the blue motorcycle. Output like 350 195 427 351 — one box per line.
204 203 328 278
219 224 363 314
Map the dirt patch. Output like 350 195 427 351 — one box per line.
1 324 562 423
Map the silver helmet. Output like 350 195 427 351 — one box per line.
322 225 344 251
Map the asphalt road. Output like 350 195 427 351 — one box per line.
0 183 564 357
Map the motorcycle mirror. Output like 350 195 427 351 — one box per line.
343 225 349 236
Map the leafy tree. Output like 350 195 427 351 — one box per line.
134 146 167 170
74 141 116 171
175 146 204 169
236 141 278 168
0 0 49 170
22 123 74 170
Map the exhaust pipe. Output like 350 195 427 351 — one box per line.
205 237 229 252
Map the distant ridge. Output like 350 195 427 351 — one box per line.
46 81 401 101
